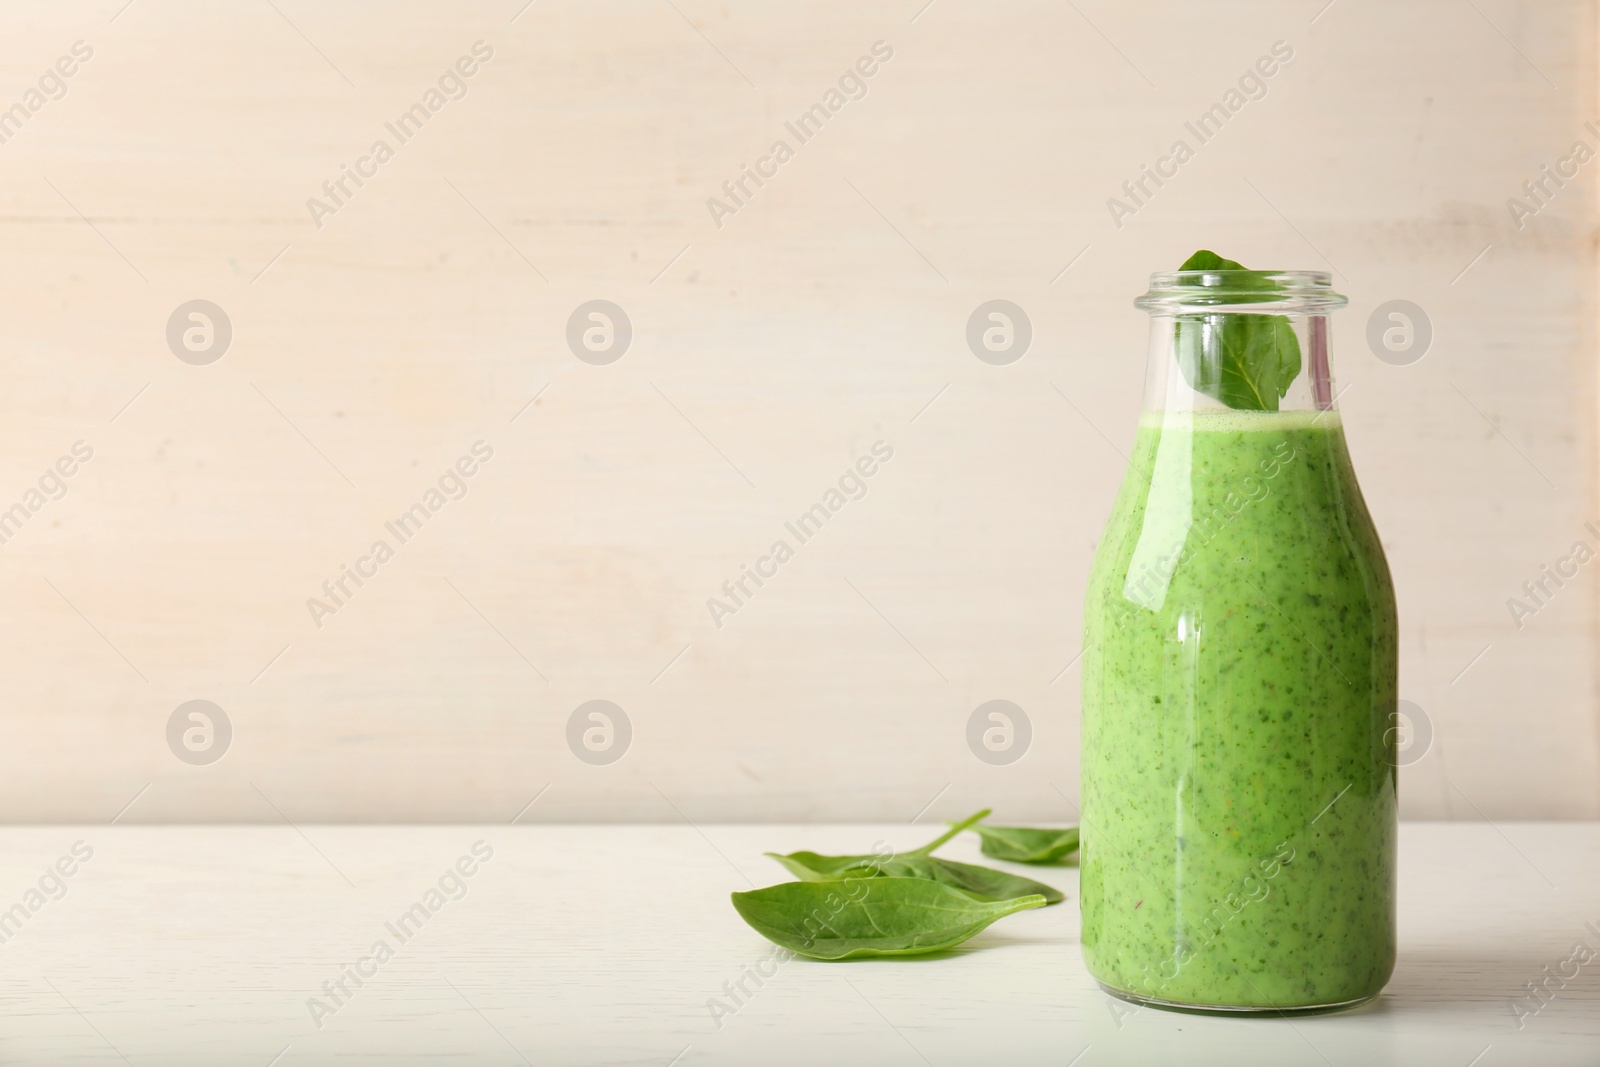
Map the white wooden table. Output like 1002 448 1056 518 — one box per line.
0 823 1595 1065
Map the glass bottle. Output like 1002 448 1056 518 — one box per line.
1079 268 1397 1012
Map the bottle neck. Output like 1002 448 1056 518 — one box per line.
1141 311 1337 415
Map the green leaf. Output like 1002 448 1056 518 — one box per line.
902 808 990 855
730 878 1047 959
876 855 1064 904
966 824 1081 865
767 850 879 881
1173 249 1302 412
764 808 989 881
774 851 1062 905
767 808 1064 905
1179 249 1246 272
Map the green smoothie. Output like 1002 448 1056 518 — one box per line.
1080 408 1396 1010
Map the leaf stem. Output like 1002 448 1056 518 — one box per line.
915 808 991 855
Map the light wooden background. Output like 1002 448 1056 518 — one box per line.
0 0 1594 822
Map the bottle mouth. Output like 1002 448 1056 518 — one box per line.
1137 270 1347 312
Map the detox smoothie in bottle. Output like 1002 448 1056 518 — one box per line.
1079 254 1397 1012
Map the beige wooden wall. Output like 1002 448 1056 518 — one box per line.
0 0 1595 822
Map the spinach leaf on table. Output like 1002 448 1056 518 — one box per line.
1172 249 1302 412
874 854 1063 904
765 808 989 881
730 877 1047 960
766 808 1063 905
965 824 1080 865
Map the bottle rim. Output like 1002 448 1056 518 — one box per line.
1136 269 1348 312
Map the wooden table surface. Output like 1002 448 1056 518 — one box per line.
0 822 1595 1065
